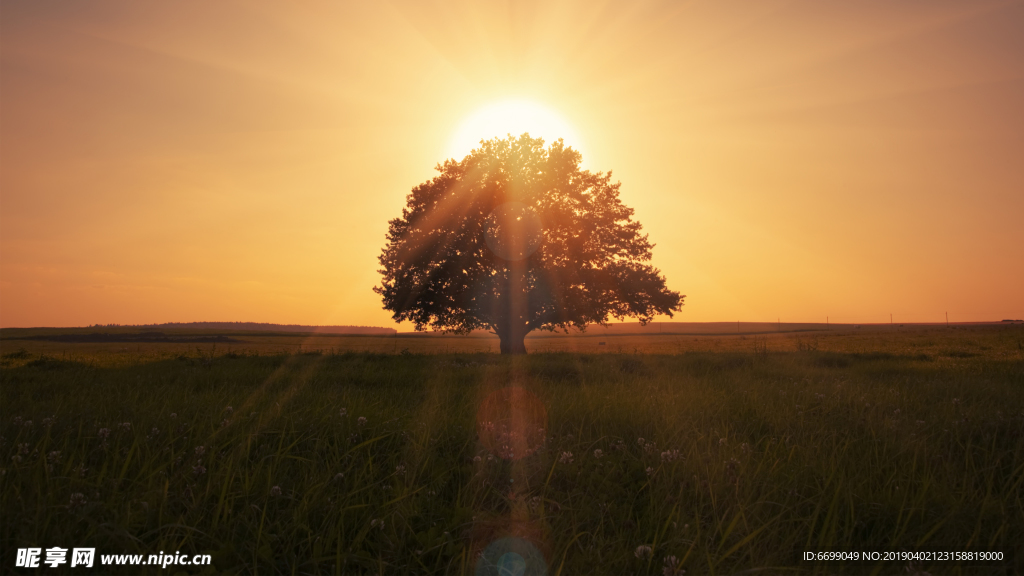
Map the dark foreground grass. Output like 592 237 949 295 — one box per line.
1 339 1022 574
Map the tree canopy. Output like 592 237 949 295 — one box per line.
375 134 684 354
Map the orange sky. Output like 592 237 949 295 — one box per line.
2 0 1022 328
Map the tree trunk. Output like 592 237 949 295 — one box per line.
498 254 530 354
498 330 528 355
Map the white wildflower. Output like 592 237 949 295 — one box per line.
69 493 87 508
663 555 684 575
660 449 681 463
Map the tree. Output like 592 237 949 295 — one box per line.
375 134 684 354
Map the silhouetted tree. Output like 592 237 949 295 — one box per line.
375 134 684 354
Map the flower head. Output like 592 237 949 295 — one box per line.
662 555 684 575
660 449 681 463
634 545 652 560
69 493 87 509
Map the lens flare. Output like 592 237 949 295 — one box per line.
475 537 547 576
476 387 547 461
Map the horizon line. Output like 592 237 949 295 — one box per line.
3 319 1023 331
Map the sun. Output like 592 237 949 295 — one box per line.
447 99 583 162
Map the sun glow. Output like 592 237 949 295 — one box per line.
447 99 584 162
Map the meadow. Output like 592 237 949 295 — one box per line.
1 325 1022 574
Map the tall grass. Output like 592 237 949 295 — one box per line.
2 339 1022 574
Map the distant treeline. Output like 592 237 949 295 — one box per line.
29 332 241 343
97 322 397 335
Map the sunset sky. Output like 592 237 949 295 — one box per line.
2 0 1022 329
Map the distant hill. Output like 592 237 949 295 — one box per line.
129 322 397 335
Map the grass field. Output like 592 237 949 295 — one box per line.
1 325 1022 574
